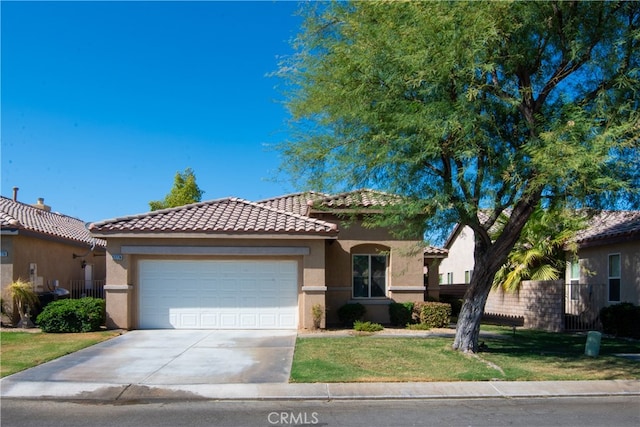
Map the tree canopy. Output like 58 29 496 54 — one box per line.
277 1 639 352
149 167 204 211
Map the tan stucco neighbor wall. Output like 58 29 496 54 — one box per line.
101 236 327 330
566 240 640 306
1 234 105 295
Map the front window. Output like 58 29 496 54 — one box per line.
608 254 621 302
464 270 472 284
570 259 580 301
353 254 387 298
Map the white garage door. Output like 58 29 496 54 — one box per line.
138 259 298 329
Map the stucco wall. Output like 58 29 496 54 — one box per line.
319 218 425 325
566 240 640 306
1 233 105 294
439 226 475 285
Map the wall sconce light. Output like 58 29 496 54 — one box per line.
81 260 87 269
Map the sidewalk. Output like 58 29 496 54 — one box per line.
2 379 639 401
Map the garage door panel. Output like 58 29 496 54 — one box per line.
139 260 298 329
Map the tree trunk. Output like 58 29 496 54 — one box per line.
452 197 541 352
452 267 494 353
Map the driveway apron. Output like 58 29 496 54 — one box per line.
3 330 297 385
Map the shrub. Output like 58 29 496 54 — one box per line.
36 298 105 333
312 304 324 329
418 302 451 328
354 320 384 332
337 303 366 326
389 302 414 326
439 295 463 317
600 302 640 339
411 301 429 323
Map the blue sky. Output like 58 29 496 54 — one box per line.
2 1 304 222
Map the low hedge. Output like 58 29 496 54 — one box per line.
36 298 105 333
600 302 640 339
337 303 366 327
389 302 414 326
418 301 451 328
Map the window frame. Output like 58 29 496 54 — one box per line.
352 254 388 299
608 253 621 303
569 259 580 301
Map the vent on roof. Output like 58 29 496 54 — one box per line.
32 198 51 212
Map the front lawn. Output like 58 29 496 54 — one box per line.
0 330 121 377
290 326 640 382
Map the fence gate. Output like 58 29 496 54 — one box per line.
564 283 606 331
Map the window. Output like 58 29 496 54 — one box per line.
464 270 472 284
608 254 621 302
438 273 444 285
570 259 580 301
447 272 453 285
353 254 387 298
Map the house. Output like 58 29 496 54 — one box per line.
438 224 475 286
437 209 640 331
0 191 107 313
565 210 640 307
89 189 430 330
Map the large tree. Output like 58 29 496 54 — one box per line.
276 1 639 352
149 167 204 210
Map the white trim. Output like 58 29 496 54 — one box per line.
120 245 310 256
302 286 328 292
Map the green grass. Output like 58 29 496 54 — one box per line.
1 330 121 377
291 326 640 382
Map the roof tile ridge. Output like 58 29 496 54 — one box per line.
90 197 235 228
238 198 338 231
1 196 86 222
257 191 331 203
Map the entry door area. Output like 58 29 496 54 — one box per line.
138 259 298 329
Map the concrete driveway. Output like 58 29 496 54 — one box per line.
3 330 297 385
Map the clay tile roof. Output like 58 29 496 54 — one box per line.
258 191 330 216
89 197 339 236
0 196 106 248
573 210 640 246
314 189 401 210
424 245 448 257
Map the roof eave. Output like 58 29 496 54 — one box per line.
89 231 338 240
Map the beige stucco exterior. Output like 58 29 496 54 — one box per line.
1 233 105 297
439 225 475 285
99 215 426 330
566 239 640 306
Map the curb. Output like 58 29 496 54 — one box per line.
2 380 639 402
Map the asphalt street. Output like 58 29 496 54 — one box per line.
2 396 639 427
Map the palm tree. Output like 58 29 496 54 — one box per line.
493 208 586 292
6 279 39 328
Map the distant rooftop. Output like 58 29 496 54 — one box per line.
0 196 106 248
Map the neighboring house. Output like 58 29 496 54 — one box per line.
565 210 640 307
438 210 640 331
0 193 106 304
89 189 430 330
438 224 475 286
